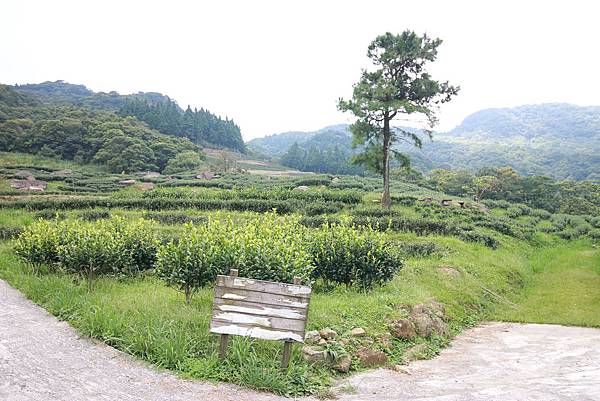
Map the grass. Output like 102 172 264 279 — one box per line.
0 232 543 396
0 151 105 172
492 241 600 327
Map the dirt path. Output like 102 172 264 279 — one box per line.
2 279 600 401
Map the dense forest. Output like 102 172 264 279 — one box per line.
8 80 245 152
0 84 205 173
249 104 600 181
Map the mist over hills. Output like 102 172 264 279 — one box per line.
249 104 600 180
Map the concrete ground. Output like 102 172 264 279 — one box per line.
1 279 599 401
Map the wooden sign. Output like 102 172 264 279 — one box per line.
209 269 311 368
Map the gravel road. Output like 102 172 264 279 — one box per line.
1 279 599 401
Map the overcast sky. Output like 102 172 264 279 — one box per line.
2 0 599 140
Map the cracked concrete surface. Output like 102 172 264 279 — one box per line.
1 279 599 401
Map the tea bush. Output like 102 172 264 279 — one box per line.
14 219 67 266
155 214 314 302
15 217 159 284
0 225 23 240
143 212 208 225
78 209 111 221
398 241 445 258
309 223 402 290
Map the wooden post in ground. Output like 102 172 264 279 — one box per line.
280 276 301 369
219 269 239 360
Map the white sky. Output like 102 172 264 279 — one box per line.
1 0 599 140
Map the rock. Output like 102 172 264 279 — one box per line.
119 179 136 186
318 339 328 346
379 333 393 349
393 365 411 374
294 185 309 191
438 266 460 278
403 343 428 362
196 171 215 180
137 182 155 191
391 319 416 340
349 327 366 337
339 338 350 346
50 169 72 177
331 177 341 184
319 328 338 340
10 179 47 192
304 330 321 344
301 346 328 364
14 170 35 178
356 347 388 367
410 302 448 337
333 354 352 373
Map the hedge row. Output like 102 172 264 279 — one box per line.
15 215 404 299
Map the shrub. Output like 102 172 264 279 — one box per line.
78 209 110 221
143 212 207 225
303 202 343 216
398 241 444 258
14 219 66 266
309 224 402 290
15 217 159 286
0 225 23 240
155 214 314 302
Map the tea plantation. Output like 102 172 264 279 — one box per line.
0 153 598 396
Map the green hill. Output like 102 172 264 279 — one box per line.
9 81 245 153
249 104 600 180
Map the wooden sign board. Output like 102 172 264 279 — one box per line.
209 269 311 368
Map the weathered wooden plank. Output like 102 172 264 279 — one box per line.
213 297 307 320
210 320 304 342
215 275 311 299
214 286 310 309
210 310 307 332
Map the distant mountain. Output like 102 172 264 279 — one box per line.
249 104 600 180
10 81 245 152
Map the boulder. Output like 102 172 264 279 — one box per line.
196 171 215 180
10 179 47 192
319 328 338 340
301 346 328 364
304 330 321 344
294 185 309 191
393 365 411 374
119 179 136 186
14 170 35 178
49 169 72 177
349 327 367 337
410 302 448 337
331 177 341 184
403 343 428 362
137 182 155 191
356 347 388 367
390 319 416 340
379 333 393 349
333 354 352 373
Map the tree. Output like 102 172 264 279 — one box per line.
469 175 499 201
338 31 458 207
163 151 205 174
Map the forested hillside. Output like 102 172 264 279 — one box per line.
9 81 245 153
249 104 600 180
0 84 202 173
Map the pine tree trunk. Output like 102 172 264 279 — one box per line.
381 114 391 209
